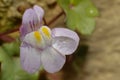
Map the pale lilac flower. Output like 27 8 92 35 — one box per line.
20 5 80 73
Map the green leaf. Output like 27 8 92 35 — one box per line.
1 58 39 80
0 47 8 62
0 42 39 80
2 41 20 56
57 0 99 35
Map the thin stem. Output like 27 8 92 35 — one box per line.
48 10 65 25
0 35 15 42
0 28 18 42
0 10 65 42
38 70 48 80
43 17 47 25
0 28 19 37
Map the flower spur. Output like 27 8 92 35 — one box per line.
20 5 80 73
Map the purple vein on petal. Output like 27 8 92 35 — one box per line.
20 5 44 41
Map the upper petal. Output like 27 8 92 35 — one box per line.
41 47 66 73
52 28 80 55
22 8 39 33
33 5 44 22
20 42 42 73
20 5 44 41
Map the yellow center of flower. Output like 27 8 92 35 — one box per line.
34 31 42 42
41 26 51 38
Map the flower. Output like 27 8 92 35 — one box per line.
20 5 80 73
